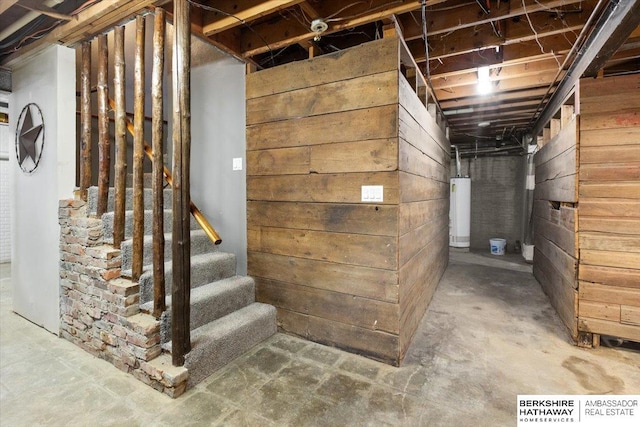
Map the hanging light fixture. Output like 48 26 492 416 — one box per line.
477 66 492 95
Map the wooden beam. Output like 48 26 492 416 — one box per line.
152 8 166 319
79 41 91 201
426 48 504 76
132 15 145 282
402 0 590 41
440 87 551 109
60 0 158 45
431 58 561 91
113 26 127 248
502 33 575 62
1 0 157 67
240 0 449 57
431 51 563 80
533 0 640 135
172 0 192 367
0 0 20 16
96 34 110 217
299 1 319 19
202 0 306 36
411 25 578 64
16 0 72 20
444 98 543 116
435 70 562 101
165 10 245 63
446 106 541 124
239 0 584 59
427 0 584 38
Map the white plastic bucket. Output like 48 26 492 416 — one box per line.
490 238 506 255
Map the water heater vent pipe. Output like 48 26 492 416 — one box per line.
453 145 461 177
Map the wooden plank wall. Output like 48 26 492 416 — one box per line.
246 37 402 364
397 72 450 357
533 115 579 339
577 75 640 342
246 36 450 364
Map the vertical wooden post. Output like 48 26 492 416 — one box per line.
79 41 92 200
550 118 561 139
132 15 146 281
96 34 110 217
172 0 192 366
152 8 166 317
308 44 317 59
561 104 575 129
113 26 127 248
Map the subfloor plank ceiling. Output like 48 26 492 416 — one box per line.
1 0 639 155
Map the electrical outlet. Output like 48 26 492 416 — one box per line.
232 157 242 171
361 185 383 202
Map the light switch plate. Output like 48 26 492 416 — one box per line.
232 157 243 171
361 185 383 202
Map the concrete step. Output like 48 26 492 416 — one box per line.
177 303 277 387
88 186 172 216
142 276 256 344
102 209 198 243
137 252 236 304
120 229 218 271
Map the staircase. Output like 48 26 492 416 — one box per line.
88 186 276 387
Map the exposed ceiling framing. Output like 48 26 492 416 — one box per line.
1 0 639 155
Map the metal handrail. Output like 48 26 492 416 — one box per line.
108 97 222 245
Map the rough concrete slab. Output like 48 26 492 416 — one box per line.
2 254 638 426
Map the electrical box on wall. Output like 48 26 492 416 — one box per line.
232 157 242 171
361 185 383 202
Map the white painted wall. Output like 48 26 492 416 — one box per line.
191 55 247 274
10 45 76 334
0 92 11 263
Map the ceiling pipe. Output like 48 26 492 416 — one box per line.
458 146 523 157
443 107 474 116
531 0 640 137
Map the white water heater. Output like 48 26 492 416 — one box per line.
450 177 471 248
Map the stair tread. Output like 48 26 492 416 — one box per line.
120 229 218 271
87 186 173 215
191 302 274 339
103 208 176 215
127 251 235 280
165 302 275 351
140 275 254 312
123 228 209 244
182 301 276 386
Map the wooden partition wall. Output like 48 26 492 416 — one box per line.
533 73 639 344
533 115 579 340
245 36 450 364
576 75 640 342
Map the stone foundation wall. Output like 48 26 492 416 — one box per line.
58 198 187 397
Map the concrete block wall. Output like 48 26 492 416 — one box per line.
58 198 188 398
452 155 526 252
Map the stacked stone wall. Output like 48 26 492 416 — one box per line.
58 198 187 397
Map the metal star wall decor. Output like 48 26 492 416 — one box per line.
15 103 45 174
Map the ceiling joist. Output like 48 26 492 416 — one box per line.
202 0 305 35
2 0 638 150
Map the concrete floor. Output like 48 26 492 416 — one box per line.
1 253 638 426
